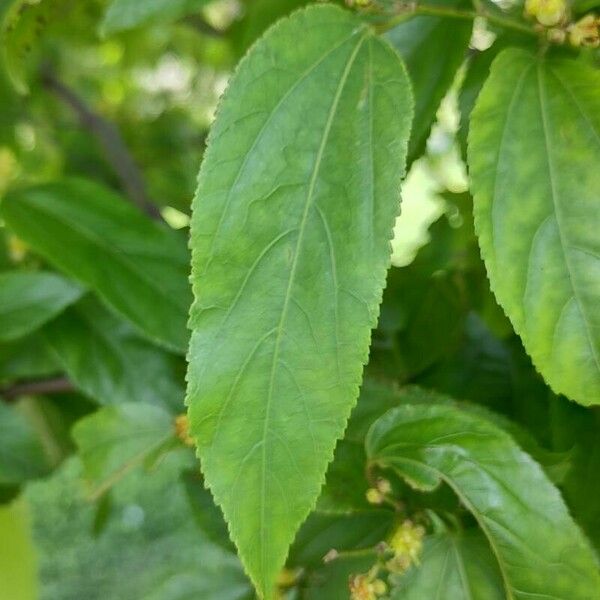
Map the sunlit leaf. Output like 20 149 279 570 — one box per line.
469 48 600 405
186 6 413 596
1 179 192 353
367 402 600 598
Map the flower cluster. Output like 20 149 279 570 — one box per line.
386 519 426 574
174 414 195 447
349 573 387 600
525 0 599 47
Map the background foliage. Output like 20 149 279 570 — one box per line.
0 0 599 599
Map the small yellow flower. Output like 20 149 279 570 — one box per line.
525 0 568 26
174 414 195 447
349 573 387 600
387 520 426 573
376 478 392 495
8 234 27 262
366 487 384 505
568 14 600 47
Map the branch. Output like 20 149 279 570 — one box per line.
40 66 162 221
0 376 75 402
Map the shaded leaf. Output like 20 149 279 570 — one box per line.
367 402 600 598
288 509 394 569
1 179 192 353
0 333 60 384
0 271 83 342
186 6 413 597
0 402 51 485
392 530 503 599
386 1 472 161
26 452 252 600
72 402 175 499
469 48 600 405
44 297 185 410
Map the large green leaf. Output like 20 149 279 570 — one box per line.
0 271 83 342
26 453 252 600
72 402 175 500
468 48 600 405
367 403 600 599
186 6 413 597
386 1 472 161
1 179 192 353
102 0 213 35
44 297 184 410
392 531 503 599
0 402 51 485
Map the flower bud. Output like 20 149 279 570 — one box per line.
525 0 568 26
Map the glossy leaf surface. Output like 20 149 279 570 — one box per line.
186 6 412 597
1 179 192 353
367 403 600 599
469 49 600 405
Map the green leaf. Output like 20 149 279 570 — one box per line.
0 402 51 485
102 0 213 36
186 6 413 597
26 453 252 600
288 508 394 569
386 1 472 161
1 179 192 353
392 530 503 599
44 297 185 410
0 271 83 342
72 402 175 500
469 48 600 405
302 552 376 600
367 402 600 598
0 0 73 93
0 334 60 384
0 498 38 600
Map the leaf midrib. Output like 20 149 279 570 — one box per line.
257 31 370 588
536 64 600 375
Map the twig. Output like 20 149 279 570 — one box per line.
0 376 75 402
40 66 162 221
376 1 538 36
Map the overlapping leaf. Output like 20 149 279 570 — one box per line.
72 402 174 500
367 402 600 598
469 49 600 405
392 531 503 599
44 297 184 409
186 5 413 597
0 271 83 342
386 0 472 161
1 179 192 352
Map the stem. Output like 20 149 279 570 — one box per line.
375 2 538 37
40 65 163 221
0 376 74 402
